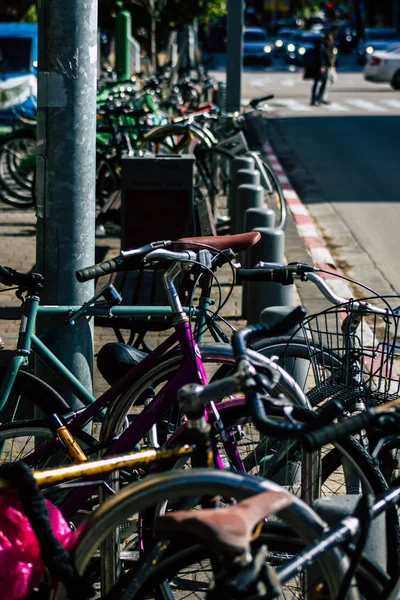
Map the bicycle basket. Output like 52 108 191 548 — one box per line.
300 298 400 407
242 111 268 149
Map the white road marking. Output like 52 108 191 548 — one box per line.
249 78 267 87
345 98 387 112
323 102 350 112
272 98 312 111
280 78 296 87
283 189 300 201
296 223 319 237
380 99 400 109
289 204 309 215
309 247 335 264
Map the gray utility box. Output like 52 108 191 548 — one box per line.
121 154 197 250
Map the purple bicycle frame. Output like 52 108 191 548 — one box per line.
24 317 244 520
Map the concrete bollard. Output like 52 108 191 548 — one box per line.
231 169 259 233
313 495 387 570
236 184 263 234
229 156 255 233
245 207 276 234
260 306 307 392
246 227 293 324
241 207 277 317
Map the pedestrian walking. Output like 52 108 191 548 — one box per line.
321 28 338 104
306 33 331 106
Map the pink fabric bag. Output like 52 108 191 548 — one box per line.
0 492 75 600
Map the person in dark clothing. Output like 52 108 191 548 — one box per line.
310 33 331 106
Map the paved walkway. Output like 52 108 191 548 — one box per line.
0 195 309 399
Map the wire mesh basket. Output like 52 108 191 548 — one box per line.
242 110 268 149
300 298 400 407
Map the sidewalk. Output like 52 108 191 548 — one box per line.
0 205 246 398
0 138 321 400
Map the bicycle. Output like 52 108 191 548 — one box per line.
0 318 350 599
58 321 397 599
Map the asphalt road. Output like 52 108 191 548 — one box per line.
211 56 400 295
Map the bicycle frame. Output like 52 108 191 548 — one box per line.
1 263 244 519
0 282 230 414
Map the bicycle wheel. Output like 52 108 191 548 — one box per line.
0 130 35 206
251 335 345 407
101 342 310 442
194 147 234 216
0 366 70 422
54 470 352 599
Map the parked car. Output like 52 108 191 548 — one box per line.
285 29 339 68
363 44 400 89
273 27 301 55
0 22 37 122
357 28 400 65
0 23 38 121
242 26 274 65
335 19 358 53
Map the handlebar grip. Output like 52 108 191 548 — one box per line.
231 306 307 361
303 411 374 451
76 259 119 283
0 265 13 286
236 268 274 283
249 94 274 108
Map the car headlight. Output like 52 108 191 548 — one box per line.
366 46 374 54
264 45 272 53
287 43 295 52
298 47 306 55
275 39 283 47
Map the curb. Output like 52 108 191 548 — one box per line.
262 141 354 301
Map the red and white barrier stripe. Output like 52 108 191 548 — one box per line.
262 141 353 300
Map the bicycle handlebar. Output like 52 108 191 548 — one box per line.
0 265 44 289
76 242 202 283
302 411 375 451
240 262 391 316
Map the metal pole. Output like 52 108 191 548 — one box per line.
393 0 399 30
226 0 244 112
36 0 97 409
115 10 132 80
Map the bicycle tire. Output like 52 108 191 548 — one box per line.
106 531 383 600
54 469 353 599
0 130 35 206
0 366 70 422
101 342 310 441
194 147 234 215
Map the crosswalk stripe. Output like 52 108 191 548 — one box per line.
380 99 400 109
273 99 312 112
345 99 387 112
324 102 350 112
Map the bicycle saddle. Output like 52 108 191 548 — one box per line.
175 231 261 255
154 490 293 551
97 342 147 386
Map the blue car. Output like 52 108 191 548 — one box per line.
0 22 38 122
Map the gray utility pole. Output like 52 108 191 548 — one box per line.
226 0 244 113
393 0 399 30
36 0 98 409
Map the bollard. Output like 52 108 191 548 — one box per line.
241 205 275 318
236 184 263 234
314 495 387 570
233 171 260 234
247 227 293 324
229 156 255 233
260 306 307 391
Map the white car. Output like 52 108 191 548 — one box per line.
363 44 400 89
